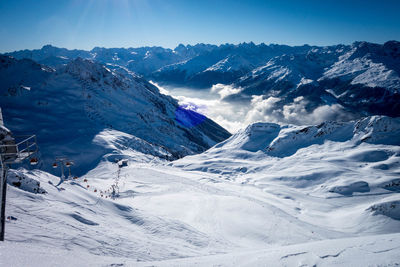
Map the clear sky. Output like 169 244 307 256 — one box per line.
0 0 399 52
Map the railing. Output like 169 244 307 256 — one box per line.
0 135 38 164
1 133 38 241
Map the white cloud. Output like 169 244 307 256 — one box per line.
245 96 282 124
211 83 242 99
150 82 250 133
150 82 356 134
149 81 170 95
245 95 354 126
175 95 250 133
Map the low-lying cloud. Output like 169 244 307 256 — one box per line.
151 81 355 134
211 83 242 99
246 95 355 126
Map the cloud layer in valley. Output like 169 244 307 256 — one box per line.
151 82 355 133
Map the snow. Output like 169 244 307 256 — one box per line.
0 55 230 175
322 55 400 90
321 42 400 91
4 41 400 126
297 77 317 88
1 42 400 265
2 233 400 266
204 55 253 72
1 116 399 266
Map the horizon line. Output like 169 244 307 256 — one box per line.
2 40 399 54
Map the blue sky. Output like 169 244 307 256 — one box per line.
0 0 399 52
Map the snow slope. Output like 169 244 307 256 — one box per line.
2 233 399 266
1 115 400 266
0 55 230 175
322 41 400 90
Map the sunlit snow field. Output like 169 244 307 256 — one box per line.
2 116 400 266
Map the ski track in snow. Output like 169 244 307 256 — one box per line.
2 116 400 266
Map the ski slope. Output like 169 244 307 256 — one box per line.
1 116 400 266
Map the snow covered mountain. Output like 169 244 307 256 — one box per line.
0 55 230 175
5 44 216 75
5 41 400 122
228 41 400 122
2 42 400 266
149 43 306 88
2 115 400 266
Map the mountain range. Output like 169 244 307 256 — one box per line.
5 41 400 123
1 42 400 265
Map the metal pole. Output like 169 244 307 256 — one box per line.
0 161 8 241
0 107 4 126
60 160 65 181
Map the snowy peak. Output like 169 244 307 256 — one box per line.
209 116 400 157
205 54 254 72
322 41 400 90
64 57 133 91
214 122 281 152
350 40 400 63
0 55 54 96
354 115 400 145
236 46 348 96
65 57 110 79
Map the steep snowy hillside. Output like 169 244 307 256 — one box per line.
2 116 400 266
316 41 400 117
0 55 230 175
322 41 400 89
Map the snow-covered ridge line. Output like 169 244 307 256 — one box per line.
0 55 231 175
209 115 400 155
